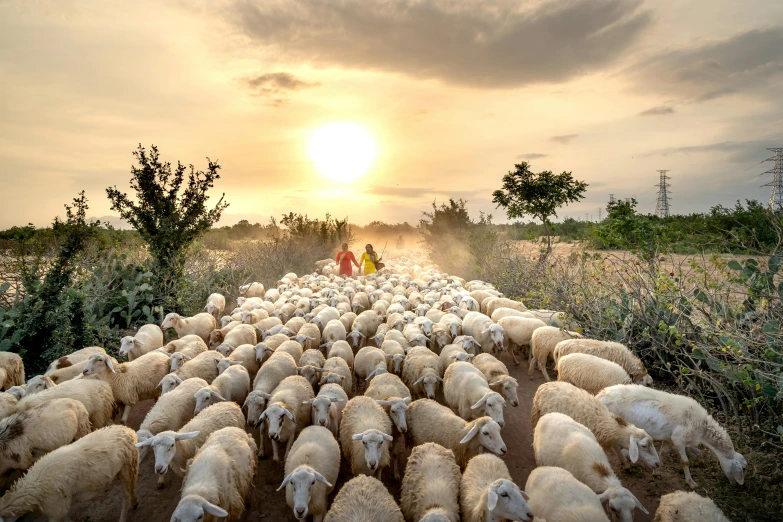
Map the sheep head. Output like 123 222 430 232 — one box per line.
351 429 392 473
171 494 228 522
135 430 199 475
304 396 342 429
485 479 533 522
278 465 333 520
376 397 411 433
598 486 648 522
471 391 506 427
460 417 506 457
243 391 272 428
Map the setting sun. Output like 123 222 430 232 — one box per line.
308 122 377 182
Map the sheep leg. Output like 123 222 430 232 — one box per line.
272 440 280 462
157 472 166 489
120 404 132 425
508 344 520 365
119 466 139 522
613 445 630 470
674 440 697 488
539 358 551 381
284 436 294 461
257 432 266 458
528 352 537 376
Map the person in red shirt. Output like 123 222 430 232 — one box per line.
335 243 359 277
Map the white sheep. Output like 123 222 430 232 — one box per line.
136 401 244 487
597 384 747 489
0 394 17 419
365 372 412 480
204 292 227 320
118 323 164 361
17 378 115 429
402 346 443 400
173 350 224 384
339 396 393 479
496 316 546 364
161 312 217 343
275 339 305 365
483 297 527 316
472 353 519 407
554 339 653 386
305 383 348 439
246 350 298 433
24 374 57 395
44 346 105 376
321 319 347 346
259 375 314 462
324 475 404 522
461 312 504 357
216 343 260 376
297 348 327 387
530 382 660 469
163 335 207 357
401 442 462 522
354 346 388 389
443 361 506 427
327 340 355 369
0 398 91 477
653 491 730 522
525 466 609 522
138 377 208 461
557 353 631 394
279 425 340 522
82 351 171 424
0 353 24 390
439 343 474 371
4 386 25 401
319 357 354 398
529 326 583 380
489 307 533 322
407 398 507 468
193 364 250 414
170 426 256 522
534 412 648 522
239 282 265 298
295 322 322 351
460 453 534 522
212 323 257 353
0 425 139 522
453 335 481 355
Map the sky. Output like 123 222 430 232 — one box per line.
1 0 782 229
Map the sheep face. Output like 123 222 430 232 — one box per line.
346 331 365 351
136 429 154 461
171 494 229 522
377 398 410 433
445 321 461 337
215 343 235 357
450 351 473 363
599 486 648 522
414 373 442 400
486 479 534 522
204 302 220 318
216 359 233 375
262 404 295 441
627 432 660 468
431 330 451 350
119 336 141 357
158 374 182 394
306 396 340 429
717 451 747 486
220 316 232 328
471 391 506 427
82 354 115 376
25 375 53 395
460 418 506 457
169 353 190 372
161 313 181 330
635 373 654 386
409 334 428 348
208 330 225 348
416 304 430 317
488 324 505 351
294 334 315 347
416 319 434 335
319 372 345 386
254 343 273 364
297 366 320 387
351 429 393 473
137 431 199 475
194 387 225 415
387 354 405 375
244 391 271 428
279 465 333 520
6 386 26 400
456 336 480 354
490 376 519 407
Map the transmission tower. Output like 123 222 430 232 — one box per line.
598 207 602 221
763 148 783 211
608 194 616 205
654 170 671 218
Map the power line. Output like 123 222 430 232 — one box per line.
655 170 671 218
762 148 783 211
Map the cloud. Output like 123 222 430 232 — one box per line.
243 72 320 105
625 26 783 103
550 134 579 144
639 105 674 116
365 185 486 199
640 139 779 163
222 0 651 88
517 153 550 159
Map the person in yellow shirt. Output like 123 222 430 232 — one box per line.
359 243 382 275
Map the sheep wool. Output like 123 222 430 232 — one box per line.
525 466 609 522
0 352 25 389
554 338 652 385
401 442 461 522
17 378 115 429
324 475 404 522
653 491 730 522
556 353 631 394
529 326 583 380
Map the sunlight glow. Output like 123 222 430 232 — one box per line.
308 122 377 182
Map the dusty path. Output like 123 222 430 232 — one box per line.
21 359 700 522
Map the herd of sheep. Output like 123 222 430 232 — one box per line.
0 251 747 521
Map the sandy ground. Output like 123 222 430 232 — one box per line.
15 355 711 522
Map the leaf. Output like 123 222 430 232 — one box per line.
0 339 10 352
142 305 151 317
769 255 783 274
111 307 122 314
1 320 13 329
727 260 743 271
0 282 9 294
763 318 781 337
138 283 150 292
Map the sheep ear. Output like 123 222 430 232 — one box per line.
202 501 228 518
277 473 293 491
403 397 411 404
105 358 116 373
382 433 393 442
471 393 489 410
733 461 745 485
449 353 460 359
628 436 640 464
210 391 226 402
182 354 192 360
376 400 391 407
133 338 144 347
632 493 649 514
303 399 314 405
520 489 530 501
487 488 499 511
435 375 443 382
352 433 365 441
598 490 611 504
460 424 480 444
312 470 333 487
282 408 295 421
329 397 341 403
413 376 426 386
175 431 200 441
135 438 155 447
258 411 267 421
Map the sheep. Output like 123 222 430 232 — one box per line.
161 312 217 343
554 339 653 386
327 340 355 369
0 398 91 477
138 377 208 461
136 402 245 487
321 319 348 347
252 317 283 337
173 350 224 384
353 310 384 342
530 382 660 469
44 346 105 375
365 372 412 479
459 296 481 312
305 383 348 439
259 375 314 462
17 378 115 429
407 398 506 468
216 343 260 376
429 323 453 355
118 323 164 361
193 364 250 414
384 329 410 349
340 312 358 333
212 323 257 353
529 326 583 380
439 343 474 371
653 491 730 522
530 309 567 327
295 322 322 351
401 442 461 522
324 475 404 522
489 307 533 322
24 374 56 395
204 292 226 319
380 340 406 375
496 316 546 364
443 361 506 426
240 281 265 298
483 297 527 316
557 353 631 394
247 351 298 432
279 425 340 522
4 386 25 400
461 312 505 359
597 384 747 489
355 345 387 381
402 346 443 400
319 357 353 398
170 427 257 522
242 308 270 325
534 412 648 522
298 348 327 387
45 353 117 385
0 425 138 522
403 323 428 348
82 351 171 424
454 335 481 355
525 466 609 522
339 396 393 479
0 353 23 391
162 335 207 355
460 453 534 522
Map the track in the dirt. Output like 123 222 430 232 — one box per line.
20 359 694 521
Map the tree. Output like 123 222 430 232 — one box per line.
106 145 228 311
492 162 587 254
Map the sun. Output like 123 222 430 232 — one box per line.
308 122 377 182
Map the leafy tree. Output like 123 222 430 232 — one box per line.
492 162 587 254
106 145 228 311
